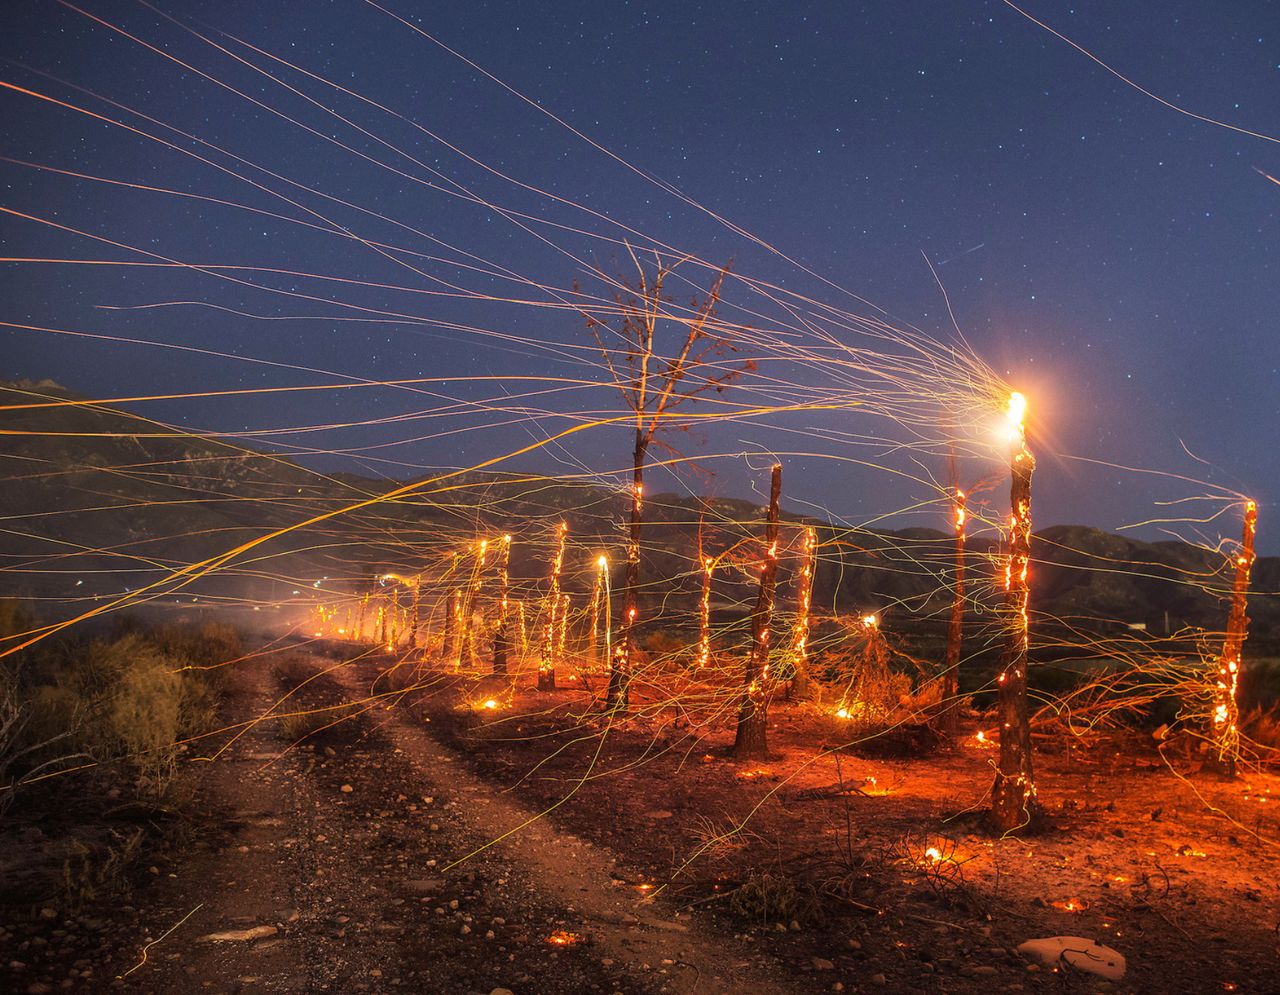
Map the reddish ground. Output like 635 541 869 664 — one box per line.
390 653 1280 995
3 645 1278 995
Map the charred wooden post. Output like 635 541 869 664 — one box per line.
941 488 967 732
356 592 368 642
409 576 422 649
557 592 570 666
461 539 488 669
492 535 512 675
539 523 568 691
991 393 1041 833
786 525 816 700
1212 500 1257 778
448 589 464 668
608 461 644 710
697 519 714 669
588 556 605 669
733 463 783 761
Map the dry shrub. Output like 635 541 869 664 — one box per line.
641 629 685 661
1242 705 1280 756
59 828 144 912
728 870 822 925
3 607 241 808
276 707 340 744
85 635 184 794
271 652 316 688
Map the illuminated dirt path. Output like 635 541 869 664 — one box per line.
110 654 805 994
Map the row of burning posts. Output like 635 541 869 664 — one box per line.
312 393 1259 832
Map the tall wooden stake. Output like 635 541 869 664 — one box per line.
492 535 512 675
459 539 488 669
588 556 605 670
733 463 782 761
539 523 567 691
409 576 422 649
786 525 816 700
608 457 644 710
1213 500 1257 778
991 393 1040 832
941 488 966 732
697 518 714 669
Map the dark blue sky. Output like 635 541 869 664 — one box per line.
2 1 1276 548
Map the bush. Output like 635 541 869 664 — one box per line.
2 608 242 808
729 871 822 925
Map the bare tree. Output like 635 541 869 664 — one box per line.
733 463 783 760
586 253 745 710
940 486 966 733
1211 499 1257 777
990 394 1040 832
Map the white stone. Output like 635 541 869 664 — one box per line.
1017 936 1125 981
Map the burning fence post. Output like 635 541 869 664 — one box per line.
409 575 422 649
990 392 1040 833
557 592 571 666
1212 500 1257 778
356 592 368 642
588 556 605 670
941 488 967 732
449 590 464 668
697 519 714 669
539 523 568 691
608 473 643 711
733 463 783 761
786 525 817 700
492 535 512 675
461 539 488 668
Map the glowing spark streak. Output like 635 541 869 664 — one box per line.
117 903 203 980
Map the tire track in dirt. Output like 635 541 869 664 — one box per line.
116 652 682 993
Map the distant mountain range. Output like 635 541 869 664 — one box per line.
2 380 1275 646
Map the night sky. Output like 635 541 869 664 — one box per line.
2 1 1276 548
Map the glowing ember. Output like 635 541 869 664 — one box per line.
1006 390 1027 440
546 929 581 946
924 846 942 863
482 699 499 710
1051 897 1089 912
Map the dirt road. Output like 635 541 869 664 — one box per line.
97 652 806 995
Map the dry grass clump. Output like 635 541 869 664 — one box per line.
2 602 239 811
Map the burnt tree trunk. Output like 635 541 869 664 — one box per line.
1212 500 1257 777
990 444 1040 832
733 464 782 761
786 526 816 701
940 489 966 732
442 587 456 665
607 430 647 710
539 524 567 692
409 580 421 649
492 536 511 675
